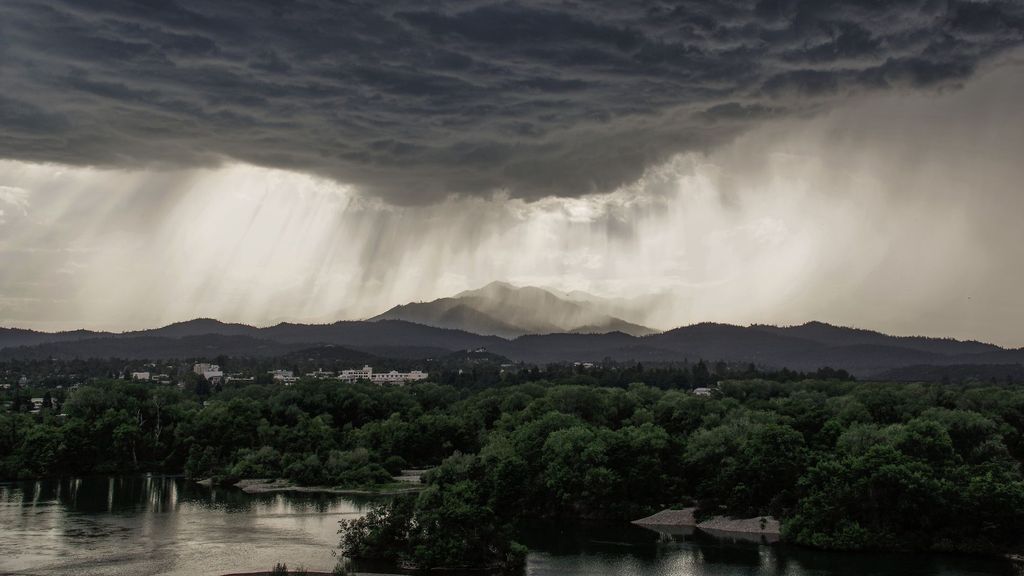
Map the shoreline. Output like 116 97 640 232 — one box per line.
228 477 425 496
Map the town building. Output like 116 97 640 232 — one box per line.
131 372 151 381
370 370 428 384
339 365 373 382
193 363 223 383
338 365 427 385
305 369 335 380
192 363 218 375
269 369 299 385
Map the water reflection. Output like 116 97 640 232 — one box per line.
0 476 376 576
0 477 1021 576
520 520 1022 576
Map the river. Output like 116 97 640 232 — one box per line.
0 476 1019 576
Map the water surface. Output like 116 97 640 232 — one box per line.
0 476 1019 576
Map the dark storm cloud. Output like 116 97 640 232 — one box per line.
0 0 1021 202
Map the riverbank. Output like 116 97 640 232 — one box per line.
632 507 781 541
221 572 334 576
229 477 425 495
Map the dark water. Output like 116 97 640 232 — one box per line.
0 476 1020 576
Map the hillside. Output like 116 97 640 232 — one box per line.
0 334 305 361
0 318 1020 378
490 322 1024 376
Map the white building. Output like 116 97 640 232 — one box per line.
338 365 427 385
131 372 151 381
269 369 299 385
693 387 714 397
193 363 223 383
370 370 428 384
305 369 335 380
193 363 218 375
339 365 373 382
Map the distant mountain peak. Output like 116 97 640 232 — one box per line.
134 318 259 339
157 317 230 329
373 281 658 338
482 280 518 290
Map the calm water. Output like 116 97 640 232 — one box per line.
0 476 1020 576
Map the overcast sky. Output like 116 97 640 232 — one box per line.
1 1 1023 345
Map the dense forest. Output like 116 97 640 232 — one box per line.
2 366 1023 569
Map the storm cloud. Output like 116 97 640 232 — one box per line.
2 61 1024 344
2 0 1022 202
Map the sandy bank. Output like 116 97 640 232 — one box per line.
697 515 780 535
633 507 781 539
632 508 698 527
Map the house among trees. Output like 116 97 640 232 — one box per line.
269 370 299 385
192 363 224 384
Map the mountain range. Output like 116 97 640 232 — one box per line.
1 283 1022 378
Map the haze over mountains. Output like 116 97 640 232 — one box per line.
1 283 1022 379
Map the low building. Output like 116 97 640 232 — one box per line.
131 372 151 381
193 363 219 375
305 369 335 380
370 370 428 384
693 387 713 397
269 370 299 385
338 365 427 385
193 364 223 383
339 365 373 382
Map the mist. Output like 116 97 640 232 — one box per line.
1 59 1022 346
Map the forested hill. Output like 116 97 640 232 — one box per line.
1 319 1021 378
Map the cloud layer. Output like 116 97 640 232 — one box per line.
2 0 1022 202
